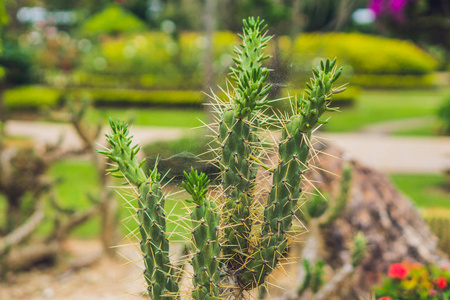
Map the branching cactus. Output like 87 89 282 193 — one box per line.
100 17 346 300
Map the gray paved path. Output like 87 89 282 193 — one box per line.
5 120 450 174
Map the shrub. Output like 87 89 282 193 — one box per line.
282 33 438 76
374 261 450 300
77 4 147 37
3 86 61 110
0 41 35 85
78 31 237 89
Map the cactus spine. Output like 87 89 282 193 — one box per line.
183 168 221 299
220 17 271 265
239 55 343 290
101 121 178 299
100 17 346 299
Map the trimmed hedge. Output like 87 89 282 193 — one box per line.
78 4 147 37
82 88 202 106
280 33 438 76
79 31 237 89
3 86 61 110
2 86 203 110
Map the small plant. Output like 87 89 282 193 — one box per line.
374 261 450 300
100 17 345 299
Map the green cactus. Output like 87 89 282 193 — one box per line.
220 16 272 265
239 55 343 290
100 120 178 299
100 17 345 299
183 168 221 300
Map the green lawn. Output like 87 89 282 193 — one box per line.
45 159 192 239
390 173 450 208
87 88 447 133
324 88 448 133
86 107 207 128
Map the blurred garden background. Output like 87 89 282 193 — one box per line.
0 0 449 299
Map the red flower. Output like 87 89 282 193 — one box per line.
437 277 448 290
388 263 409 279
379 297 392 300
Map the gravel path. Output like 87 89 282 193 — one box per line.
5 120 450 174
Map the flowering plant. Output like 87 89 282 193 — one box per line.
374 261 450 300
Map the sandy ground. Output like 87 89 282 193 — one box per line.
0 239 300 300
0 240 147 300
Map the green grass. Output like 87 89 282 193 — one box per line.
324 88 448 132
86 107 207 128
44 159 192 239
390 173 450 208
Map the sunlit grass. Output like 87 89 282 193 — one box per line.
390 173 450 208
44 159 192 240
324 88 448 133
86 107 207 128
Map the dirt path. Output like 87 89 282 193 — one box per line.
5 120 450 174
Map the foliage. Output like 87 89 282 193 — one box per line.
79 31 236 89
77 4 147 37
374 261 450 300
17 22 81 73
3 86 61 110
280 32 437 76
0 40 35 85
368 0 450 67
437 95 450 135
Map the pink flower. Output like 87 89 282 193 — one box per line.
379 297 392 300
388 263 409 279
428 289 437 296
437 277 447 290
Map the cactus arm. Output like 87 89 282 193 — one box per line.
297 259 312 297
99 119 178 299
220 17 272 265
320 163 352 227
312 233 366 300
239 59 344 289
183 168 221 300
230 17 272 119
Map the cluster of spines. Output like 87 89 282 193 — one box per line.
238 58 343 289
295 58 343 133
99 119 178 300
220 17 272 265
230 16 272 119
183 168 221 300
99 19 348 299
